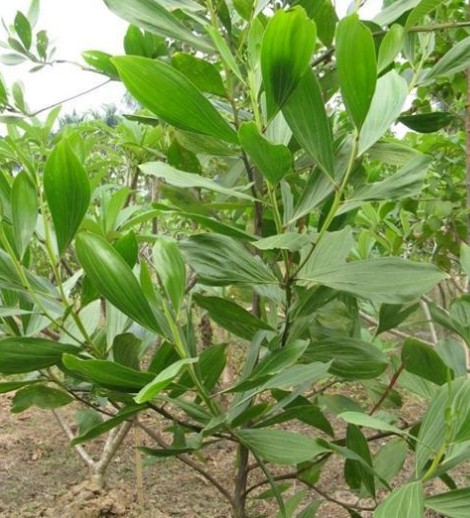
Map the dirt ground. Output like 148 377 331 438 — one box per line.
0 390 466 518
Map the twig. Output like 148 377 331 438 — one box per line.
94 420 133 481
134 420 145 513
369 364 405 415
420 299 438 345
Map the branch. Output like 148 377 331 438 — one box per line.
369 363 405 416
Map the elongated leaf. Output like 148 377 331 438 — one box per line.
134 358 197 403
378 24 404 73
298 257 446 304
339 412 403 435
141 445 197 458
0 337 78 374
82 50 119 79
193 294 272 341
180 233 278 286
373 439 408 486
358 71 408 156
402 338 451 385
75 233 163 333
239 429 328 465
140 161 254 200
303 338 387 380
344 424 375 497
11 385 73 413
153 238 185 312
405 0 445 29
399 112 455 133
206 25 243 82
253 233 310 252
373 0 421 26
112 56 237 144
336 14 376 129
63 354 154 391
377 303 419 335
239 122 292 184
14 11 32 50
113 333 141 370
375 482 424 518
425 488 470 518
11 171 38 258
422 36 470 85
44 139 91 254
103 0 213 52
260 6 317 117
283 70 335 176
0 380 40 394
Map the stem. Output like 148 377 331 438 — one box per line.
134 420 145 513
369 364 405 415
233 444 250 518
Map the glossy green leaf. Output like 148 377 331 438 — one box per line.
63 354 154 392
402 338 452 385
113 231 138 268
103 0 213 52
11 171 38 258
375 482 424 518
378 24 404 73
261 6 317 117
398 112 455 133
422 36 470 85
11 385 73 413
0 337 78 374
180 233 278 286
405 0 445 29
171 52 226 98
206 25 243 82
153 238 185 312
14 11 32 50
82 50 119 79
239 122 292 184
303 338 387 380
112 56 237 144
283 69 335 176
298 257 446 304
336 14 377 129
140 161 253 200
358 70 408 156
44 139 91 254
193 294 272 341
425 488 470 518
75 232 163 333
113 333 142 370
239 429 328 465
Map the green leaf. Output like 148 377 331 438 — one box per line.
0 337 78 374
180 233 278 286
378 24 404 73
375 482 424 518
376 303 419 335
140 445 197 458
336 14 377 129
239 122 292 184
398 112 456 133
193 294 272 341
113 333 142 370
14 11 32 50
103 0 213 52
402 338 452 386
368 142 422 166
253 233 310 252
339 412 403 435
283 69 335 177
373 438 408 486
11 171 38 258
405 0 445 29
11 385 73 413
75 409 104 437
171 52 226 98
112 56 237 144
460 243 470 277
373 0 421 26
239 429 328 465
134 358 197 403
0 380 40 394
140 161 254 200
358 70 408 156
303 338 388 380
425 488 470 518
82 50 119 79
436 339 468 378
153 238 185 312
344 424 375 497
75 232 163 333
260 6 317 118
206 25 244 83
422 36 470 85
44 139 91 255
298 257 446 304
63 354 154 392
113 231 138 268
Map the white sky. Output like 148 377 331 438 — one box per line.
0 0 382 119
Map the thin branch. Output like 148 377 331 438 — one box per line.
95 420 133 476
420 299 438 345
369 363 405 416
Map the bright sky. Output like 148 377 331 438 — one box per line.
0 0 382 119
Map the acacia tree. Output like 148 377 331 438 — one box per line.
1 0 470 516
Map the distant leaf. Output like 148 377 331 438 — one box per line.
193 294 272 341
153 238 185 312
11 385 73 413
336 14 377 129
260 6 317 118
141 445 197 457
402 338 452 385
11 171 38 258
75 233 163 333
283 70 335 176
373 0 421 26
103 0 213 52
358 71 408 156
0 53 27 65
44 139 91 255
398 112 456 133
239 122 292 184
112 56 237 144
373 438 408 486
378 24 404 73
375 482 424 518
113 333 142 370
171 52 226 97
239 429 328 465
180 233 278 286
460 243 470 277
425 488 470 518
14 11 32 50
0 337 78 374
140 161 254 200
253 233 310 252
0 380 40 394
339 412 403 435
405 0 445 29
27 0 40 27
422 36 470 85
298 257 446 304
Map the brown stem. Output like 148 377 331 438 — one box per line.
233 444 250 518
369 364 405 415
